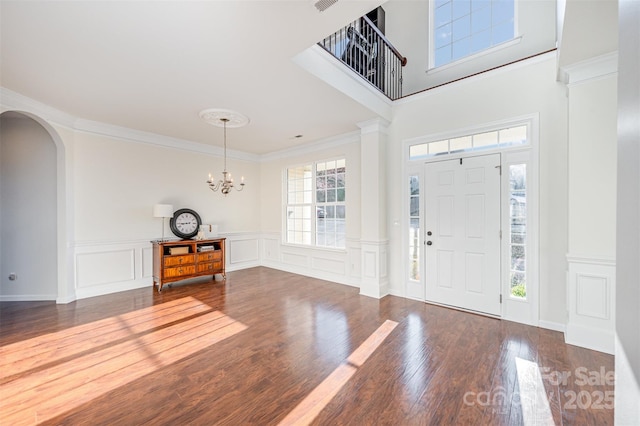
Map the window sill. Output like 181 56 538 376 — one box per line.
427 36 523 75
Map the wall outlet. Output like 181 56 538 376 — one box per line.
8 273 17 281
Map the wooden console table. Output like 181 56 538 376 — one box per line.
152 238 226 292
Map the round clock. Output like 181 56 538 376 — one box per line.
169 208 202 239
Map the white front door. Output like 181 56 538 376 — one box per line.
424 154 501 316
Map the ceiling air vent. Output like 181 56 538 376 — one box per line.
314 0 338 12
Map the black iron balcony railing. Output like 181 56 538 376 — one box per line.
319 15 407 100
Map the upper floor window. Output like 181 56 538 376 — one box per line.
286 159 346 249
432 0 515 68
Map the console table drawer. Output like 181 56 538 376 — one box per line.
164 254 195 267
197 261 223 273
164 265 196 278
197 262 214 273
197 251 222 262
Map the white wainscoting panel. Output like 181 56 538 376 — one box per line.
76 249 135 287
224 233 260 271
346 238 362 287
566 255 616 354
311 257 346 275
575 274 609 319
360 240 389 298
363 251 378 278
74 240 153 299
263 236 280 262
142 247 153 278
282 252 309 268
260 232 360 287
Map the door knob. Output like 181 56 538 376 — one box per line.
427 241 433 246
427 231 432 236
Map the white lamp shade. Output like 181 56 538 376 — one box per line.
153 204 174 218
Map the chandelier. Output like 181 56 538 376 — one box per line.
200 109 249 195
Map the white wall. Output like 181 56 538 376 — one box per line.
615 0 640 420
73 131 261 242
387 54 569 325
0 113 57 300
69 129 261 298
384 0 557 95
567 76 617 258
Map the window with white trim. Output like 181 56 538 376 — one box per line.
509 163 526 298
409 175 420 281
409 124 526 160
286 159 346 248
432 0 515 68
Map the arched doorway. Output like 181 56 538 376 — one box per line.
0 111 66 301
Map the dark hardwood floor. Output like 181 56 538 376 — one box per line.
0 267 614 425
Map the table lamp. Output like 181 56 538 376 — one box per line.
153 204 174 241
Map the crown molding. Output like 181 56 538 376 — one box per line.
0 87 76 128
74 118 259 162
2 87 372 164
1 87 260 163
560 51 619 86
357 117 391 135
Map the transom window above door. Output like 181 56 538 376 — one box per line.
409 124 526 160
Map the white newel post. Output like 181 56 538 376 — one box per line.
358 119 390 298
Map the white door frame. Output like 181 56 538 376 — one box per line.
402 114 539 326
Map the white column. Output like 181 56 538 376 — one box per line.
358 118 389 298
564 58 618 354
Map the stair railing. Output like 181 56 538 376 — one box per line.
319 15 407 100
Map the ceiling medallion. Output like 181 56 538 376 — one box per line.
199 108 250 128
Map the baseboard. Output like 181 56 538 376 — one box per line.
566 323 614 354
226 260 261 272
260 260 357 288
56 293 77 304
538 320 566 333
387 287 405 298
75 278 152 300
0 293 57 302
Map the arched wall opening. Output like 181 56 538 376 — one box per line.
0 111 69 301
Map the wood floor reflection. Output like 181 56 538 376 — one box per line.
0 267 614 425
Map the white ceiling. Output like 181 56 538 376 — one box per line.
1 0 383 154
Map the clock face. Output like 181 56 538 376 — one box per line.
176 212 198 233
169 209 202 239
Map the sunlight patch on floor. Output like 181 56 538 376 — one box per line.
278 319 398 426
0 296 210 379
515 357 555 425
0 297 247 424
